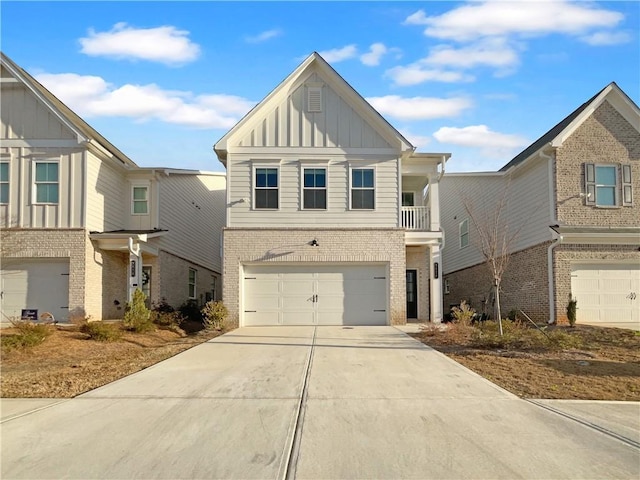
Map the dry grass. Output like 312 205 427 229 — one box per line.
0 321 222 398
413 322 640 400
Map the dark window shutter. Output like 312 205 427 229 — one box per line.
622 164 633 206
584 163 596 205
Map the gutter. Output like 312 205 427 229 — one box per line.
541 147 559 324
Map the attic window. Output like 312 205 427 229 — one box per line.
307 87 322 112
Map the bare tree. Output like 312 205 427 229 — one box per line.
462 178 524 336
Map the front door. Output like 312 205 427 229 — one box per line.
406 269 417 318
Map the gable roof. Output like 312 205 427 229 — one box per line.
214 52 414 164
500 82 640 172
1 51 137 168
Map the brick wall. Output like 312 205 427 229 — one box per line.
444 242 550 322
556 101 640 227
223 228 407 328
157 250 219 310
406 246 430 321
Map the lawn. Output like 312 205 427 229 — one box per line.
412 321 640 400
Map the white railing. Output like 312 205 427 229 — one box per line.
401 206 429 231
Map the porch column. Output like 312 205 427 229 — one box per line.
428 174 440 231
128 239 143 302
430 245 443 323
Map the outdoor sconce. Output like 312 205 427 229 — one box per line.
310 239 319 247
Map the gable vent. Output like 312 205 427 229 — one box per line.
307 87 322 112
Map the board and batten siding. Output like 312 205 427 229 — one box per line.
441 157 553 274
227 155 399 228
238 73 392 149
85 153 126 232
158 174 226 273
0 146 85 229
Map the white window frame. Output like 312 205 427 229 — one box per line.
301 166 328 210
131 185 149 215
459 219 469 249
252 163 280 210
33 160 59 204
594 164 618 207
0 162 9 204
444 279 450 295
349 166 376 210
188 268 197 299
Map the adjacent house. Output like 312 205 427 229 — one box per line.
0 52 226 322
215 52 449 328
441 82 640 328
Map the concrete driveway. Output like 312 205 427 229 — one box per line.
1 326 638 479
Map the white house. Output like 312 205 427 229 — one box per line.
0 52 226 322
441 82 640 328
214 52 449 327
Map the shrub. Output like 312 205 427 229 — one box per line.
547 330 583 350
451 301 475 325
567 294 578 327
1 320 53 351
152 298 175 314
123 289 154 333
80 321 123 342
201 301 228 331
179 300 203 323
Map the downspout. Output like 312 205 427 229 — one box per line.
541 148 560 324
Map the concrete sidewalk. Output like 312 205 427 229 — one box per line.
1 326 638 479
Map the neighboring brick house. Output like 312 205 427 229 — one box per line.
441 82 640 328
0 52 226 322
215 52 450 328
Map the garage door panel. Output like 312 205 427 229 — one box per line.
282 311 315 325
282 279 314 295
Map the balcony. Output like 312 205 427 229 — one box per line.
401 206 429 231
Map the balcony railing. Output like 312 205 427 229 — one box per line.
401 206 429 231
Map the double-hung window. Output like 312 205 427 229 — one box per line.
459 219 469 248
0 163 8 204
188 268 197 299
132 186 149 214
255 167 278 209
303 168 326 209
351 168 375 209
34 162 59 203
585 163 633 207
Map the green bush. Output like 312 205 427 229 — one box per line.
80 321 123 342
123 289 154 333
1 320 53 352
567 294 578 327
451 301 475 325
547 330 583 350
201 301 228 331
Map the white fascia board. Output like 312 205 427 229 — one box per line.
228 146 401 157
559 232 640 245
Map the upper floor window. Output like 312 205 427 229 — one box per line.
402 192 415 206
34 162 59 204
303 168 326 209
255 167 278 209
459 219 469 249
585 163 633 207
188 268 197 299
351 168 375 210
132 186 149 214
0 162 8 204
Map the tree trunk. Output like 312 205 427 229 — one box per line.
495 281 503 336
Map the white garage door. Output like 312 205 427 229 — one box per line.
243 264 388 326
1 259 70 322
571 263 639 326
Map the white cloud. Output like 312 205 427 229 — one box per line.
386 64 473 86
245 29 282 43
402 130 431 150
360 43 388 66
36 72 254 129
366 95 472 121
79 23 200 65
318 45 358 63
580 31 632 46
423 38 520 71
433 125 529 158
405 2 624 42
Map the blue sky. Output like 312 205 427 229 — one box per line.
2 1 638 172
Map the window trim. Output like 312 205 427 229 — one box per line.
188 268 197 300
32 160 59 205
131 185 149 215
585 163 633 208
301 166 328 210
252 164 280 210
459 219 469 249
349 166 376 210
0 162 9 204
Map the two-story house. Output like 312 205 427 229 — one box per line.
441 82 640 328
214 53 449 328
0 52 226 323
